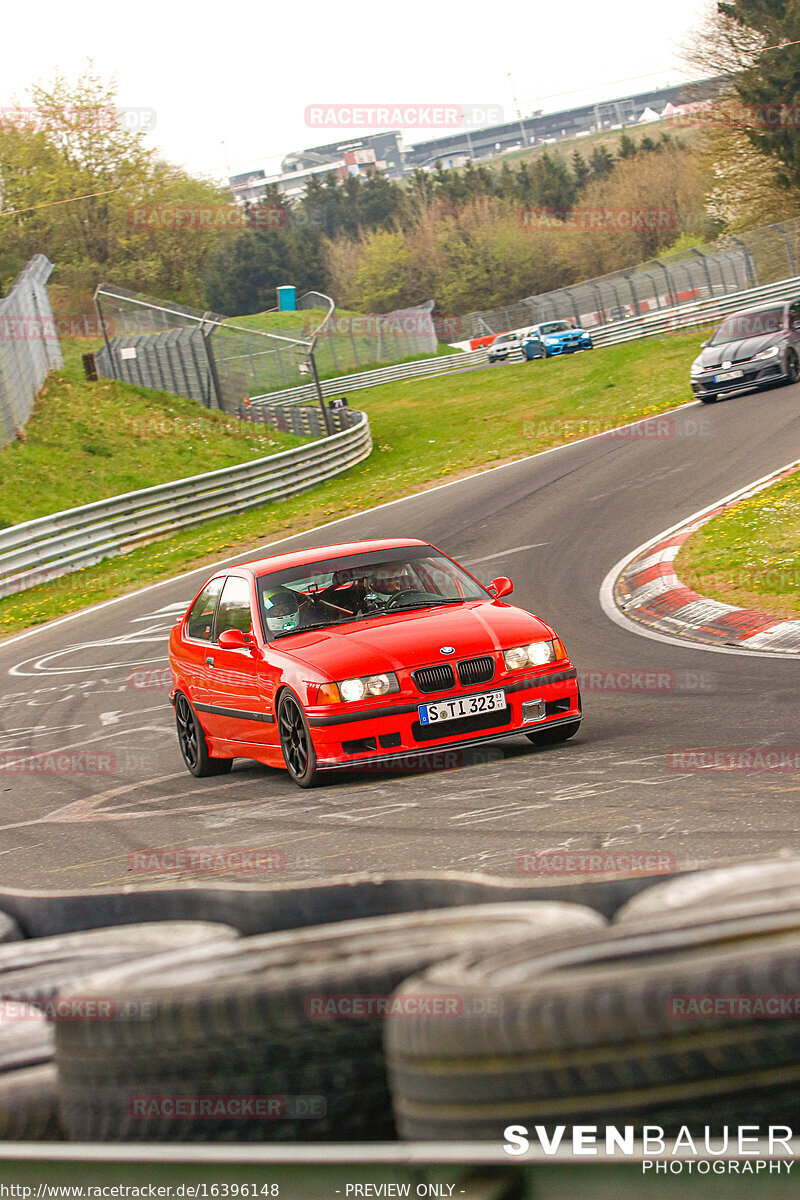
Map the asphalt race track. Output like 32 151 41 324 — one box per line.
1 386 799 890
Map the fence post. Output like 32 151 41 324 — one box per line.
308 349 333 436
94 288 115 376
690 248 714 297
728 236 758 289
200 317 224 410
778 224 797 278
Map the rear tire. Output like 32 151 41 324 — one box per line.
174 692 232 778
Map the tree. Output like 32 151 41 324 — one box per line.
0 63 229 307
589 144 616 179
203 219 327 316
529 151 576 209
353 230 409 311
571 151 591 190
618 133 638 159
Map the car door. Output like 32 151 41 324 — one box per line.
788 301 800 347
202 574 274 746
178 576 225 704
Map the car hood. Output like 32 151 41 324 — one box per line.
539 329 585 341
697 333 784 367
274 601 555 678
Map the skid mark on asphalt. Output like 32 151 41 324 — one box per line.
7 601 187 678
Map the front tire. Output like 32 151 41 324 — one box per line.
277 690 319 788
175 692 232 778
785 348 800 385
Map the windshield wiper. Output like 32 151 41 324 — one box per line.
272 621 344 639
364 599 465 618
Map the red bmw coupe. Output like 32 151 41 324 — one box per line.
168 539 581 787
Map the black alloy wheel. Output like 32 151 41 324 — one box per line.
175 692 232 778
277 691 319 788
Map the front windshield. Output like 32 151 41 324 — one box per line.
256 547 488 639
493 334 513 345
539 321 574 334
710 308 785 345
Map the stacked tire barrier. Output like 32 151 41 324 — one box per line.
0 862 798 1142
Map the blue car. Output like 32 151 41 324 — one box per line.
523 321 593 359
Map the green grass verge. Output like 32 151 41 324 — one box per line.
674 469 800 619
0 343 306 527
0 333 700 637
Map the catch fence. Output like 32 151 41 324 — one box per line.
458 217 800 340
0 255 62 447
94 286 438 411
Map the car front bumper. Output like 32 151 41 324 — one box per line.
691 360 785 397
547 340 593 355
305 666 581 770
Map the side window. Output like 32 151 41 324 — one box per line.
186 578 224 642
216 576 253 639
791 304 800 331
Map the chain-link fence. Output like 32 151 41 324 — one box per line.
458 216 800 340
94 286 439 410
0 255 62 448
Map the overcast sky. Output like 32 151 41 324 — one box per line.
3 0 713 182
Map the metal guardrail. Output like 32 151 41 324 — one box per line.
250 348 488 408
588 275 800 347
0 408 371 598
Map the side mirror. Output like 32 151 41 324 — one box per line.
218 628 252 649
487 576 514 599
700 340 709 348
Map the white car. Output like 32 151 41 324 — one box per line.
487 327 536 363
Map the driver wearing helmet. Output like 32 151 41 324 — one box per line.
370 563 414 599
262 586 303 634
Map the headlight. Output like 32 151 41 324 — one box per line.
753 345 780 360
503 639 566 670
690 359 704 377
338 672 400 702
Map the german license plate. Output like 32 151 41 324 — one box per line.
418 689 506 725
715 369 743 382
